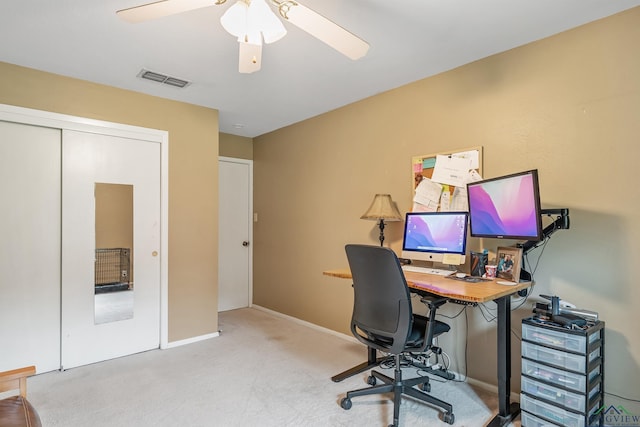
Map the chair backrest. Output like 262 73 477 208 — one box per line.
345 244 413 355
0 366 35 398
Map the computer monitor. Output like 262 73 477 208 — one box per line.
401 211 468 263
467 169 543 241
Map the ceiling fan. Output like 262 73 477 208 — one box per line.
117 0 369 73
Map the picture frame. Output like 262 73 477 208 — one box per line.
496 246 523 282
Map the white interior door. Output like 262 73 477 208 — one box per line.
61 130 161 369
218 158 252 312
0 121 61 373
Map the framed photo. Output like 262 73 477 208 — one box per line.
496 246 523 282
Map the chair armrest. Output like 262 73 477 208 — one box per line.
0 366 36 397
419 295 448 309
418 296 450 351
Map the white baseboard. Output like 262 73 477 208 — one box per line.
251 304 359 345
466 377 521 403
250 304 520 403
164 331 220 349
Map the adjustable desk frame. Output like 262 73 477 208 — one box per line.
324 269 530 427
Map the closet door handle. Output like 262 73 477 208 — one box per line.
242 241 250 247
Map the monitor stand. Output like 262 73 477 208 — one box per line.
518 209 569 256
520 269 532 282
516 208 569 296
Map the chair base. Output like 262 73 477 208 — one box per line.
331 347 390 382
340 355 454 426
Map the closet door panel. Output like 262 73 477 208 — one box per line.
0 121 61 373
61 130 161 369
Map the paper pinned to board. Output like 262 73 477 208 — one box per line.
450 187 468 211
451 150 480 170
439 187 451 211
468 169 483 182
413 177 442 212
412 201 438 212
449 170 483 211
431 155 472 187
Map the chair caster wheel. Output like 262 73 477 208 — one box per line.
340 397 352 410
443 412 455 424
367 375 377 386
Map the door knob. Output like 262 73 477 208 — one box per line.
242 241 250 247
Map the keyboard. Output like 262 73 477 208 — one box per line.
401 265 455 276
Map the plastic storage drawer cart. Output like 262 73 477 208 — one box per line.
520 316 605 427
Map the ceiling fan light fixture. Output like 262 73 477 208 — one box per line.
220 0 286 45
243 32 262 45
238 40 262 73
220 0 249 37
249 0 286 44
119 0 368 74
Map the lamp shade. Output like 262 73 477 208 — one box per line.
360 194 403 221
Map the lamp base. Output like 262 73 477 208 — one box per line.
378 219 386 247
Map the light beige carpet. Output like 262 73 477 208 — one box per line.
28 307 520 426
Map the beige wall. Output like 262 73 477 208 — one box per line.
253 6 640 407
95 183 134 283
220 132 253 160
0 62 220 342
95 183 133 251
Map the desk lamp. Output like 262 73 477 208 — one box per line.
360 194 403 246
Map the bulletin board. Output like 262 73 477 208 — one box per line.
411 146 483 212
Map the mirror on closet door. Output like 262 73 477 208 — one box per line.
94 183 134 325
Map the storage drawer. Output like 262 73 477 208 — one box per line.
522 341 600 372
521 409 563 427
521 394 586 427
521 376 600 413
522 322 600 353
522 358 600 393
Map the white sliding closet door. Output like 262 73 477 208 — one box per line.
0 121 61 373
61 130 161 369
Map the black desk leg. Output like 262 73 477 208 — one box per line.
331 346 386 382
487 295 520 427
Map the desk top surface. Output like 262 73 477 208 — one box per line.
323 268 531 303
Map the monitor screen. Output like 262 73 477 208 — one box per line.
467 169 543 241
401 211 468 263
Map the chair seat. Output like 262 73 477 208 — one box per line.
365 317 450 351
407 315 450 349
0 396 42 427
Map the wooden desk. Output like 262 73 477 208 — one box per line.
324 268 530 303
324 268 529 427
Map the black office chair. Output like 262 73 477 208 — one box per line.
339 244 454 426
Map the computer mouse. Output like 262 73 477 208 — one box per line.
455 272 466 278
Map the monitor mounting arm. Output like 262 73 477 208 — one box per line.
517 208 570 282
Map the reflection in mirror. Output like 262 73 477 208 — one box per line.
94 183 134 324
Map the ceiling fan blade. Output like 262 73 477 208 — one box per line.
238 41 262 74
278 2 369 60
116 0 217 23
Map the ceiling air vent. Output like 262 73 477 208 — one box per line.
138 69 190 88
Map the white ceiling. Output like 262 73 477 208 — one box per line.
1 0 639 137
